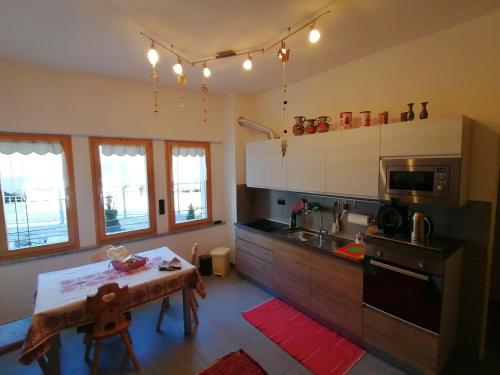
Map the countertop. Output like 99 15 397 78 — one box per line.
235 219 363 264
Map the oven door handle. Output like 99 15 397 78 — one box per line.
369 259 429 281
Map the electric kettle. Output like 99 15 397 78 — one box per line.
411 211 433 244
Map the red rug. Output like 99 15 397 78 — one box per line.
242 298 365 375
198 349 268 375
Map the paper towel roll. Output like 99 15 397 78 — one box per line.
347 213 370 226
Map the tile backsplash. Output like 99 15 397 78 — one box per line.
236 185 491 245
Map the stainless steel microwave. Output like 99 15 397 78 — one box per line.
379 158 464 206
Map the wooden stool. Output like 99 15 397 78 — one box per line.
84 283 140 374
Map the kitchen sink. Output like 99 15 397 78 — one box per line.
290 230 319 242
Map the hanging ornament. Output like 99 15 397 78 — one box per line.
201 81 209 123
151 70 159 113
176 73 187 108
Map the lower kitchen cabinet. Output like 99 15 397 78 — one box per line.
274 240 311 310
235 228 274 289
310 252 363 339
363 306 438 375
235 248 274 289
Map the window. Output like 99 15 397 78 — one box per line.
90 138 156 242
165 141 212 230
0 133 78 260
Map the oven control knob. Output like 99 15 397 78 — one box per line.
417 261 424 269
436 185 443 191
376 250 383 258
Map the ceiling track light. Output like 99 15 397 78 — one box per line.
147 41 159 68
309 23 321 44
243 54 253 71
173 58 183 75
202 62 211 78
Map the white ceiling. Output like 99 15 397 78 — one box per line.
0 0 498 94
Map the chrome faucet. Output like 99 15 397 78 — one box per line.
318 210 328 247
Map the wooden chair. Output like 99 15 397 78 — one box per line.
156 243 199 332
84 283 140 374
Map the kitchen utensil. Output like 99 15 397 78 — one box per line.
411 211 433 244
334 243 364 261
377 203 409 235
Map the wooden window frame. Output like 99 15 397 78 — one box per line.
0 132 79 262
90 137 157 244
165 141 212 231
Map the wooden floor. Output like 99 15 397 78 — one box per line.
1 271 498 374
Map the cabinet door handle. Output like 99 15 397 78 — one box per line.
369 260 429 281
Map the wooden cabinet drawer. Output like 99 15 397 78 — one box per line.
310 252 363 338
235 227 274 250
274 240 310 309
235 249 274 289
235 238 273 264
363 306 438 375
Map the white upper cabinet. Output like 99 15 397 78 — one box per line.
265 139 287 190
380 116 471 157
286 134 326 193
325 127 380 198
245 140 266 187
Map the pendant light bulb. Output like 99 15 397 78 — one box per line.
309 24 321 43
202 63 211 78
243 54 253 71
173 58 183 75
147 42 159 68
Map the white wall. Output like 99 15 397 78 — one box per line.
0 60 232 321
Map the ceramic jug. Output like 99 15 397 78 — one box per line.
316 116 331 133
292 116 306 136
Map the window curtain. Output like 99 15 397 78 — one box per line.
0 141 63 155
172 146 205 157
100 144 145 157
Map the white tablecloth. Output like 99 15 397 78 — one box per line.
34 247 194 315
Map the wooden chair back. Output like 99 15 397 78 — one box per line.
86 283 130 338
190 243 199 266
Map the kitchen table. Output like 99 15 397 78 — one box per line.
18 247 206 374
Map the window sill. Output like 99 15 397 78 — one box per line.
0 221 226 266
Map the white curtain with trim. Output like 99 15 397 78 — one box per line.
0 141 63 155
100 144 146 157
172 146 205 157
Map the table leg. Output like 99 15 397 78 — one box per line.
182 285 192 335
47 333 61 375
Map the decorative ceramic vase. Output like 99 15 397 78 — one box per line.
316 116 331 133
360 111 371 126
400 112 408 122
304 119 317 134
339 112 353 130
419 102 429 119
377 111 389 125
407 103 415 121
292 116 306 136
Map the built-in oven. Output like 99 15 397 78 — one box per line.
379 157 463 206
363 256 443 334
